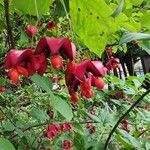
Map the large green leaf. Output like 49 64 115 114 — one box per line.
0 138 15 150
116 129 142 149
30 73 52 94
119 30 150 44
31 107 49 122
141 11 150 29
70 0 114 56
51 96 73 121
30 74 73 121
12 0 52 16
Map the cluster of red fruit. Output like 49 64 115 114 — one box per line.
43 122 73 140
43 122 73 150
3 24 120 103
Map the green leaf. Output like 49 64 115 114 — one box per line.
51 96 73 121
141 11 150 29
12 0 52 16
31 107 49 122
20 30 29 44
0 77 6 86
73 133 86 150
119 30 150 44
0 138 15 150
130 0 143 6
0 19 5 30
112 0 125 17
139 40 150 55
86 112 101 123
3 121 15 131
73 122 84 135
116 129 142 149
30 74 73 121
54 0 69 17
70 0 113 56
30 73 52 94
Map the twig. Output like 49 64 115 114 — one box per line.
4 0 15 49
0 107 16 127
104 88 150 150
10 119 99 140
137 129 148 137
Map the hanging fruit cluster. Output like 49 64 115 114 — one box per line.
3 24 120 104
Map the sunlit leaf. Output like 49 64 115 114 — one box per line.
0 138 15 150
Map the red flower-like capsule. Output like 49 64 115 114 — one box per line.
35 37 76 60
44 124 60 140
7 66 28 84
25 25 37 37
62 139 73 150
65 60 107 102
35 37 76 70
4 49 47 83
51 55 63 69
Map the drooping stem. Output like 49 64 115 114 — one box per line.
10 119 99 140
104 88 150 150
4 0 15 49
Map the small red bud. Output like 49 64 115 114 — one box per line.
121 120 130 132
115 91 125 99
47 21 56 30
0 86 6 93
25 25 37 37
89 110 96 115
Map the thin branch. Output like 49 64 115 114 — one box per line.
137 129 148 138
4 0 15 49
10 120 99 140
104 88 150 150
0 107 16 127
